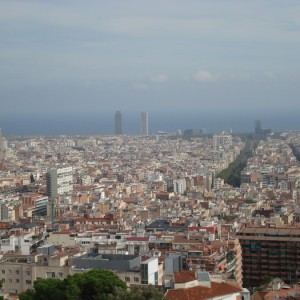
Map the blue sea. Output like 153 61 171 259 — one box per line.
0 110 300 136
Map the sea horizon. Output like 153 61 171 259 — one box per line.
0 109 300 137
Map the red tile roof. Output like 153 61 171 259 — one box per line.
126 237 149 241
174 270 196 283
165 281 242 300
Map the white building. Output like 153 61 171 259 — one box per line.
46 166 73 198
173 179 187 194
141 257 159 285
213 133 232 151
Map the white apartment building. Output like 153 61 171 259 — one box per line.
173 179 187 194
46 166 73 198
213 133 232 151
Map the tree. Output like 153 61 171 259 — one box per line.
127 285 164 300
19 269 164 300
19 269 127 300
0 280 3 300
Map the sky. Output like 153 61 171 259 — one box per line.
1 0 300 134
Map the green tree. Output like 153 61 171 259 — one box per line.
128 285 164 300
0 280 4 300
19 269 164 300
19 269 127 300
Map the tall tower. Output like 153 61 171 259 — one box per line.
0 128 3 163
140 112 149 136
255 120 261 134
46 166 73 226
46 168 58 199
115 111 122 135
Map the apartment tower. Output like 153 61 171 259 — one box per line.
255 120 262 134
140 112 149 136
0 128 3 163
236 226 300 288
115 111 122 135
46 166 73 198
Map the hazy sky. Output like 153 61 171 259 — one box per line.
1 0 300 117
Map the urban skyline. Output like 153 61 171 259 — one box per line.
1 1 300 122
2 1 300 298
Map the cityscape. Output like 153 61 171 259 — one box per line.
1 0 300 299
1 118 300 299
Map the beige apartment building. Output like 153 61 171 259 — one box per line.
0 251 73 295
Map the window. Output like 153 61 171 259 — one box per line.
16 279 19 283
125 277 130 282
16 270 19 274
46 272 55 278
1 270 5 274
26 280 32 285
26 271 31 276
58 272 63 278
9 279 12 283
134 277 139 282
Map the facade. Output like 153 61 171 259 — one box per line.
0 250 72 295
0 224 46 255
141 257 159 285
0 204 9 221
46 166 73 198
173 178 187 194
236 226 300 288
115 111 122 135
213 133 232 151
21 193 49 218
140 112 149 136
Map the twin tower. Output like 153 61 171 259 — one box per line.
115 111 149 136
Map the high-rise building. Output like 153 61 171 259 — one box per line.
255 120 261 134
140 112 149 136
115 111 122 135
213 132 232 151
236 226 300 288
46 166 73 199
0 128 3 163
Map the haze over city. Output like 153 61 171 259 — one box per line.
3 2 300 298
1 0 300 134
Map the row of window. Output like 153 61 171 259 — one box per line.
1 278 31 284
1 270 20 275
46 272 64 278
1 270 24 275
124 277 139 282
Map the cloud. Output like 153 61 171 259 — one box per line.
132 83 148 90
193 70 216 83
152 74 168 83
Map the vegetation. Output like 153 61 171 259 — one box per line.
0 280 3 300
19 269 164 300
217 139 259 187
222 214 238 222
244 198 256 204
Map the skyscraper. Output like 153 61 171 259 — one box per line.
0 128 3 163
46 166 73 198
140 112 149 136
115 111 122 135
255 120 261 134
